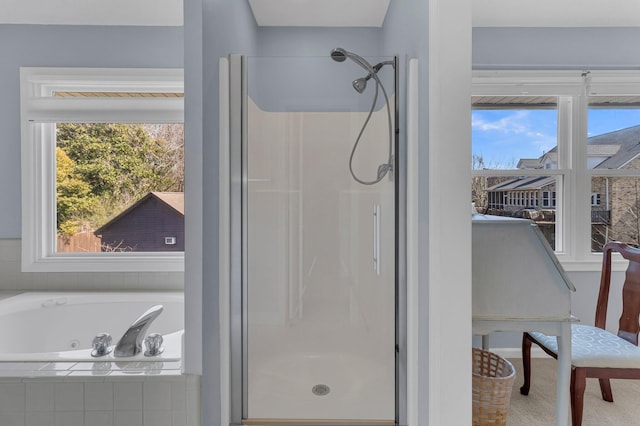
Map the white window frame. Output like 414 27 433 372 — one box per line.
20 67 184 272
591 192 601 206
473 70 640 271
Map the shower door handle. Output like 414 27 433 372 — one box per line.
373 203 381 275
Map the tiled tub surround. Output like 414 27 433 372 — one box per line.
0 360 183 378
0 373 200 426
0 239 195 424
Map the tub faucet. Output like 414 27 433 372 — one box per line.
114 305 163 357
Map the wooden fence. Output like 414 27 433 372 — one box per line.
57 231 101 253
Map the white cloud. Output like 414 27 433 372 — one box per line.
472 109 558 161
471 110 531 134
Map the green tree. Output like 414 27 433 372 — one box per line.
56 123 182 230
56 147 97 236
57 123 173 199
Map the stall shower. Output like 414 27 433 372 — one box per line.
225 50 403 425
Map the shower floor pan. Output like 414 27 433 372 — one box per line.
243 419 396 426
247 351 394 421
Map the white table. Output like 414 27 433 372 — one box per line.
473 317 575 426
472 215 576 426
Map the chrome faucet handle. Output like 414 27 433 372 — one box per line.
144 333 164 357
91 333 113 357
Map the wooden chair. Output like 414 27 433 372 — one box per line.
520 241 640 426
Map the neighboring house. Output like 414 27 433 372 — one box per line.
484 125 640 249
484 175 558 247
94 192 184 252
485 176 557 211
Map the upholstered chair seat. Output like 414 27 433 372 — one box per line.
529 324 640 368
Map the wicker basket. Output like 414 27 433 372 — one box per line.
472 348 516 426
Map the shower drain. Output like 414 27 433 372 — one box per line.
312 384 330 396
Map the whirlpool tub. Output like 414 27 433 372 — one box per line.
0 292 183 362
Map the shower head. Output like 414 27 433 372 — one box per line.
329 47 373 72
331 48 394 94
330 48 348 62
351 62 389 94
352 77 368 94
332 48 373 94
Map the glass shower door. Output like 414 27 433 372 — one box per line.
242 54 397 423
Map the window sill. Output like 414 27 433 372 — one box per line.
22 252 184 273
556 255 628 273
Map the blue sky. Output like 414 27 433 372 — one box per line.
472 108 640 168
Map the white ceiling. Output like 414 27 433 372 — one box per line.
0 0 639 27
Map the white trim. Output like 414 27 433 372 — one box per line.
557 256 628 272
472 169 565 177
24 98 183 123
429 0 472 423
218 58 231 426
472 70 584 96
406 58 419 426
588 71 640 94
22 67 184 92
20 67 185 273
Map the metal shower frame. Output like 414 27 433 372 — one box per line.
228 53 406 426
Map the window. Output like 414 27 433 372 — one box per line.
588 98 640 252
471 94 562 249
21 68 184 272
473 71 640 270
540 191 557 208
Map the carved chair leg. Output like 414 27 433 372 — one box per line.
571 368 587 426
598 378 614 402
520 332 532 395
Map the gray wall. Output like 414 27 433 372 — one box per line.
473 27 640 69
249 28 387 112
183 0 258 424
0 24 183 238
472 26 640 349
